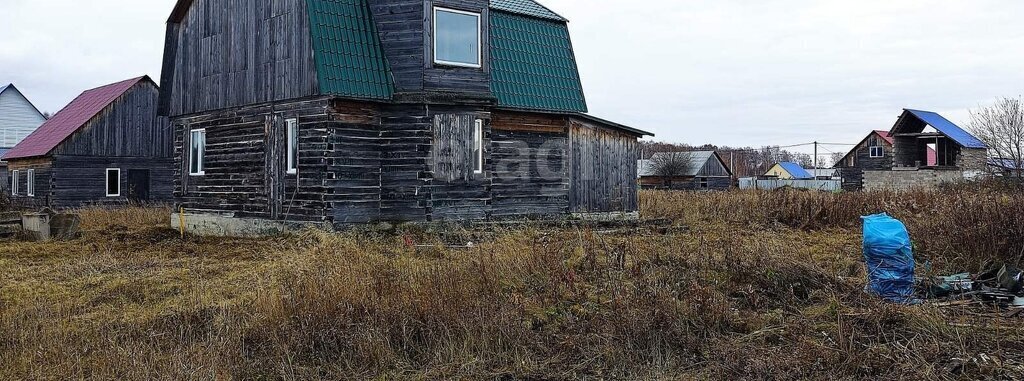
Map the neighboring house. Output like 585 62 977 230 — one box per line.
834 130 936 190
159 0 652 229
637 151 732 190
1 77 172 208
834 109 988 191
0 84 47 148
1 84 48 193
988 158 1023 177
764 162 814 180
890 109 987 171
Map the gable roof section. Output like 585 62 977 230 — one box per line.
875 130 894 145
490 0 567 22
490 10 587 113
777 162 814 179
307 0 393 100
893 109 988 149
2 77 150 160
0 83 47 121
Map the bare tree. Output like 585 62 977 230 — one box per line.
969 97 1024 177
830 152 847 168
648 151 697 189
791 153 814 168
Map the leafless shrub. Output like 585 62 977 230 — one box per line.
970 97 1024 176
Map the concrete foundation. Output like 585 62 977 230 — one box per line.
571 211 641 222
863 170 967 191
171 213 329 237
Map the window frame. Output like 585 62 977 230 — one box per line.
26 169 34 197
106 168 121 197
473 119 484 174
189 128 206 176
286 118 298 175
432 6 483 68
10 170 19 196
869 146 884 158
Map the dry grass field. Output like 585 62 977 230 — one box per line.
2 184 1024 380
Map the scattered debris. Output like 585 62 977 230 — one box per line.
919 263 1024 314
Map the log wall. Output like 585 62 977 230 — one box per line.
172 100 641 224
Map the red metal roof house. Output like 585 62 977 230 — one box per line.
1 76 172 207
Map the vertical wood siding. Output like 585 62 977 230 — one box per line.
51 82 170 158
697 155 731 177
165 0 318 117
568 119 639 213
432 113 478 182
429 110 490 221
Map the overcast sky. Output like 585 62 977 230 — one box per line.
2 0 1022 158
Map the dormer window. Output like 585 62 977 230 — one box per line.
433 7 481 68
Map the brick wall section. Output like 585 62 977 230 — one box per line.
958 148 989 173
863 170 966 191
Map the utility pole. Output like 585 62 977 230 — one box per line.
730 152 735 179
813 141 818 169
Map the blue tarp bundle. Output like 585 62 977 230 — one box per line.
862 213 916 303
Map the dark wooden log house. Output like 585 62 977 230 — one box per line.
1 76 173 208
160 0 652 228
638 151 732 191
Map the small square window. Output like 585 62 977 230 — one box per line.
869 146 884 158
190 129 206 176
286 119 298 174
106 168 121 197
434 7 481 68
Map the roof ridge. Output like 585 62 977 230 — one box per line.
80 76 147 93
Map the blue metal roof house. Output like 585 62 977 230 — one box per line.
765 162 815 180
889 109 988 171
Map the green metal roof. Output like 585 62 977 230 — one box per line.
489 0 567 22
490 11 587 113
306 0 393 100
